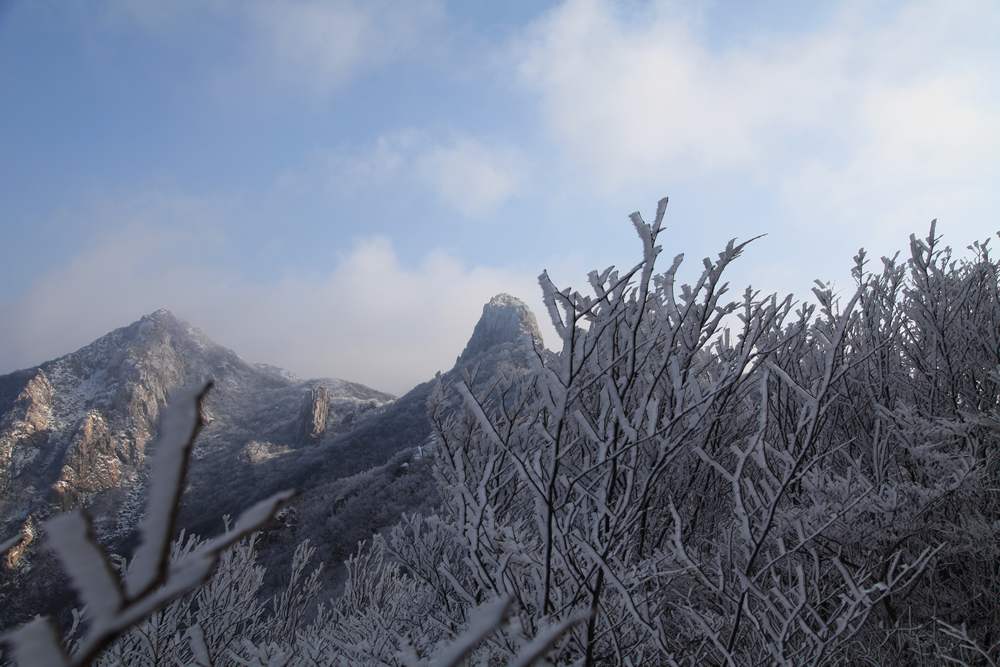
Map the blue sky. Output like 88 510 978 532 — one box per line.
2 0 999 393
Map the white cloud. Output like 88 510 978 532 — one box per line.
248 0 444 94
414 138 525 217
0 205 552 395
331 132 527 217
510 0 1000 298
333 130 424 185
513 0 805 179
513 0 1000 231
103 0 445 95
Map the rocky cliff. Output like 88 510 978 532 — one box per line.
259 292 546 588
0 371 54 497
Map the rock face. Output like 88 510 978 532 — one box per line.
53 410 119 508
0 371 54 495
457 293 543 364
299 386 330 440
239 440 290 465
267 292 549 602
3 515 34 570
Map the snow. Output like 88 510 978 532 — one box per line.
4 618 69 667
126 382 208 598
45 510 124 624
424 595 511 667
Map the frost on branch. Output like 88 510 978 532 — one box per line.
2 382 293 667
420 198 1000 665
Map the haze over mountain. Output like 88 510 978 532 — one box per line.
0 293 543 627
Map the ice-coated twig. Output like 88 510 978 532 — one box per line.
127 382 212 599
418 595 512 667
508 611 590 667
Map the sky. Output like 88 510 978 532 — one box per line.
2 0 999 394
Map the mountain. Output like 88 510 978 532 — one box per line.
0 296 544 627
0 310 391 623
0 310 390 528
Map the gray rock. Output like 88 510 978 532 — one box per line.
457 293 543 364
0 371 53 495
299 386 330 441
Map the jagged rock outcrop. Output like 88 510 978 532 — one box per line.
53 410 120 508
299 385 330 440
239 440 290 465
457 293 543 364
0 371 53 494
264 293 548 603
3 515 34 571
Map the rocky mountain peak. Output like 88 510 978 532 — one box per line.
142 307 179 323
133 308 184 336
458 293 543 364
131 309 215 348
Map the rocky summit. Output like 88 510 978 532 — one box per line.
457 293 543 364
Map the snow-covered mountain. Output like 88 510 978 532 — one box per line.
0 309 391 547
0 295 544 627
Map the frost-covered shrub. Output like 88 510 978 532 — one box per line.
405 200 1000 665
77 533 325 666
